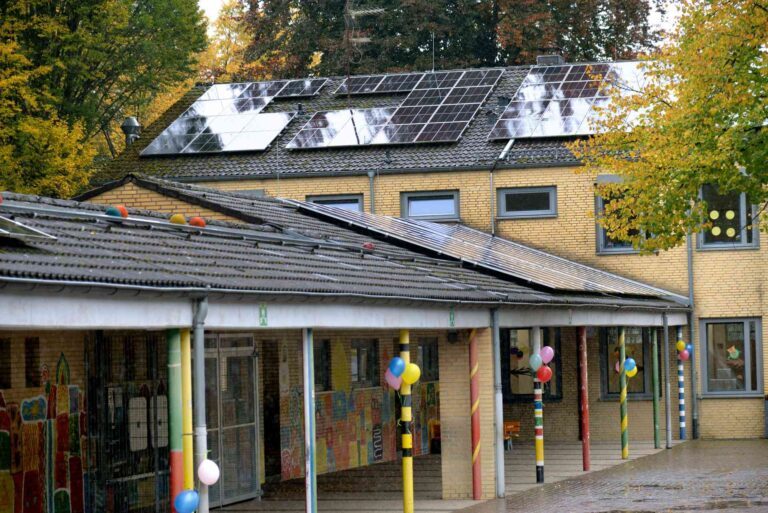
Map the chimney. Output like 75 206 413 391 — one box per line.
120 117 141 146
536 55 565 66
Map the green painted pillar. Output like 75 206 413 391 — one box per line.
652 328 660 449
168 329 183 512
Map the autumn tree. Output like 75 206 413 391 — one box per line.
571 0 768 252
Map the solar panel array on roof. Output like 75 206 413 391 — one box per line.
488 61 646 140
289 199 688 302
334 73 425 95
289 69 503 149
141 79 326 156
286 108 395 148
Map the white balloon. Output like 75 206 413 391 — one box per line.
198 459 220 486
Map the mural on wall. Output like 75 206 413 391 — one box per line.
278 338 440 480
0 354 86 513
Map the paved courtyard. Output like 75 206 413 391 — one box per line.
460 440 768 513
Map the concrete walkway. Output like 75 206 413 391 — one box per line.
215 441 673 513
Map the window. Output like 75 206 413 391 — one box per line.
306 194 364 212
401 191 459 221
25 337 40 387
314 339 332 392
701 318 762 396
501 328 562 401
417 337 439 382
699 184 757 248
0 338 10 388
595 195 639 254
600 327 653 398
497 186 557 218
351 339 379 387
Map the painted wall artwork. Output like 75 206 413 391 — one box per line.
0 354 86 513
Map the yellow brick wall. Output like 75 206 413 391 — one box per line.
699 398 765 439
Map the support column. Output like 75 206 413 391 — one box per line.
619 327 629 459
167 329 183 512
532 327 544 483
676 326 687 440
577 327 590 471
469 330 482 500
180 328 194 490
302 328 317 513
663 314 673 449
193 299 209 513
400 330 414 513
490 310 505 498
652 328 661 449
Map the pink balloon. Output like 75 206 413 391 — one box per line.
539 346 555 364
385 369 402 389
614 361 620 374
679 349 690 361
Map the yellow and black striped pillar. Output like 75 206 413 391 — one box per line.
399 329 414 513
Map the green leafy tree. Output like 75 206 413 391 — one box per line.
571 0 768 252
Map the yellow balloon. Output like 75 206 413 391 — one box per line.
676 340 686 352
725 210 735 220
401 363 421 385
709 210 719 220
170 213 187 225
711 226 721 236
627 366 638 378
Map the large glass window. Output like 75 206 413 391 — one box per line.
702 318 762 395
501 328 561 401
700 185 756 248
401 191 459 221
497 186 557 218
595 195 639 254
600 327 653 398
417 337 439 382
306 194 364 211
351 339 379 387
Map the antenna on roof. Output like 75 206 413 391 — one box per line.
431 32 436 72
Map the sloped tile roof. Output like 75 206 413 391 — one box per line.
97 65 581 184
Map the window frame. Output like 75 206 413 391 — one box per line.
417 337 439 382
400 190 460 222
697 186 759 250
350 339 380 388
306 193 364 212
595 195 639 255
501 327 563 403
497 186 557 219
598 327 655 400
700 317 763 397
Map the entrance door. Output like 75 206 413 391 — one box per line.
204 334 260 506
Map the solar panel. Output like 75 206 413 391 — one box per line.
488 61 646 140
334 75 385 95
276 78 328 98
287 200 688 301
0 216 57 242
289 69 503 149
334 73 425 95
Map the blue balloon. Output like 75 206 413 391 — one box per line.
389 357 406 378
624 358 637 372
174 490 199 513
529 354 543 372
686 343 693 353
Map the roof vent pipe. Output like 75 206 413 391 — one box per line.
536 55 565 66
121 117 141 146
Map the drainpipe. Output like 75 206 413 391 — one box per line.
490 309 505 497
367 170 376 214
489 139 515 235
686 234 699 439
193 298 209 513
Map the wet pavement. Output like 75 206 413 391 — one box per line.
459 440 768 513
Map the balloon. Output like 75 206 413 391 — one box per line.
401 363 421 385
384 369 402 389
679 349 690 361
170 213 186 225
174 490 199 513
624 358 636 372
189 216 206 228
627 366 638 378
388 357 406 378
105 206 122 217
198 459 220 486
686 343 693 353
614 361 620 374
539 346 555 364
536 365 552 383
529 354 543 372
676 340 686 352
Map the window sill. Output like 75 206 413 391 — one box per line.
596 249 641 256
407 217 461 223
701 392 764 399
696 244 760 252
496 213 558 220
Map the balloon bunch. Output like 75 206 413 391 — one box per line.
173 459 221 513
676 339 692 361
384 356 421 390
529 345 555 383
623 358 638 378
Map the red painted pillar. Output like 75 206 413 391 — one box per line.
578 326 590 471
469 329 482 499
